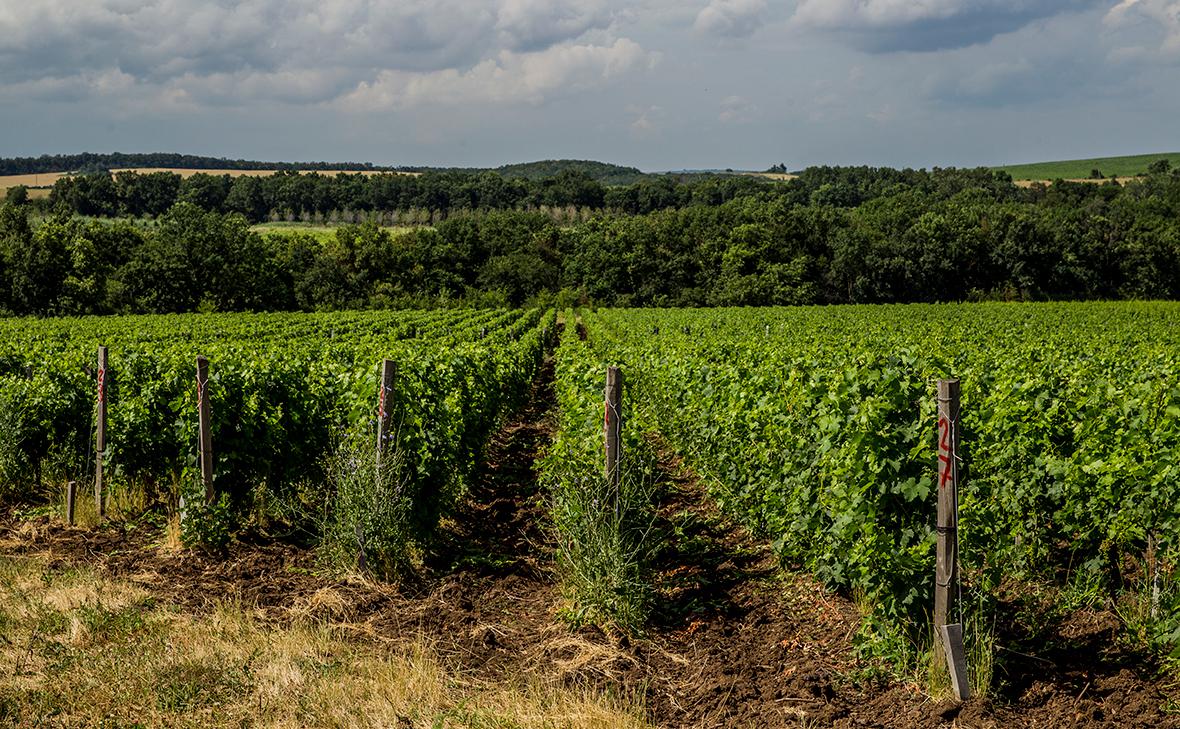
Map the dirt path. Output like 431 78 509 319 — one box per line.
1 349 1178 728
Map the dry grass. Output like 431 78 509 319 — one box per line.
0 554 650 728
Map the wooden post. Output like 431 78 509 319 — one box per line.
1148 531 1160 620
376 359 396 470
94 346 107 518
939 623 972 701
196 355 214 503
65 481 77 526
604 367 622 487
935 379 961 671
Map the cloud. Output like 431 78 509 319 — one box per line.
792 0 1104 52
719 95 756 123
629 104 664 135
340 38 658 110
1104 0 1180 60
0 0 640 108
694 0 767 38
923 58 1053 105
495 0 617 51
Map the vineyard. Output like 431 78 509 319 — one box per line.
0 302 1177 726
561 302 1180 665
0 309 551 568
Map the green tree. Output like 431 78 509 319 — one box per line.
1148 159 1172 175
4 185 29 206
7 212 73 314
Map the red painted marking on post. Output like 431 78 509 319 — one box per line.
938 415 953 489
604 396 613 452
97 368 106 404
378 384 387 420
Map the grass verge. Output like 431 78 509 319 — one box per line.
0 553 649 728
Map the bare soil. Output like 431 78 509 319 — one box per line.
1 348 1176 728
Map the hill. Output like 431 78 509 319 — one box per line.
494 159 645 184
995 152 1180 180
437 159 646 185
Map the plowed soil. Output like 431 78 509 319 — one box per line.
1 347 1176 728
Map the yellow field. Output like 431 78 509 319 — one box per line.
0 172 66 188
1013 176 1138 188
742 171 798 181
0 167 418 193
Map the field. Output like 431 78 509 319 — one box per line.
995 152 1180 180
743 171 799 181
250 222 419 242
0 303 1177 726
1011 177 1139 188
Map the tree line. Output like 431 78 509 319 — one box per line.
0 152 391 176
1 165 1177 315
31 168 770 220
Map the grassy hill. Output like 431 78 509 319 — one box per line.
995 152 1180 180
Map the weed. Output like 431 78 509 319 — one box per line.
551 465 657 631
318 434 415 579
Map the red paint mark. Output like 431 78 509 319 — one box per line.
97 368 106 405
938 415 954 489
378 385 387 421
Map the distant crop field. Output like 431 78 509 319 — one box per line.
742 171 798 181
0 172 66 189
1012 176 1139 188
996 152 1180 180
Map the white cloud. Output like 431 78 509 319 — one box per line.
719 95 756 123
0 0 640 108
629 104 664 135
1105 0 1180 60
340 39 658 111
694 0 766 38
495 0 617 51
792 0 1103 52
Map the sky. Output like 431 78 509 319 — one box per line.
0 0 1177 171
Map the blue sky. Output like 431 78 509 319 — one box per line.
1 0 1177 170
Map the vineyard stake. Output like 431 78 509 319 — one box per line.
939 623 971 701
196 355 214 503
935 378 962 682
94 346 107 518
604 366 623 488
66 480 76 526
376 359 396 470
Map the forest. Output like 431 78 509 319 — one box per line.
1 163 1178 315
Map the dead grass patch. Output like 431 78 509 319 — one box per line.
0 554 649 728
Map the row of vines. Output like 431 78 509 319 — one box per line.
560 302 1179 658
0 308 554 565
